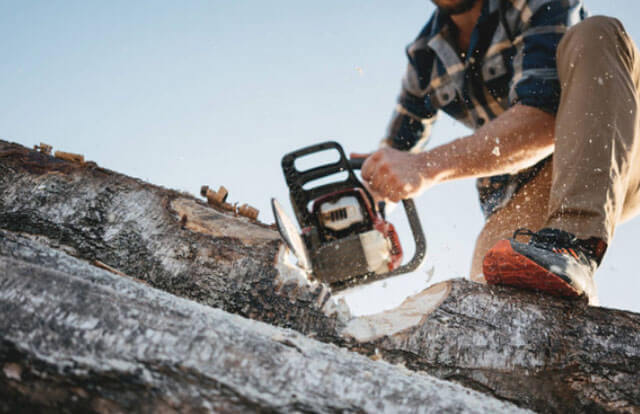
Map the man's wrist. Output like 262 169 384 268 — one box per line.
418 151 445 186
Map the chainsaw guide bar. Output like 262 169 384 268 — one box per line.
272 198 311 271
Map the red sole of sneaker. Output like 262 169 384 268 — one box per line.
483 240 580 297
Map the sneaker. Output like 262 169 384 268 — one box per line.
482 228 605 304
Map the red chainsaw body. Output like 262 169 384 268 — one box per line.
306 188 403 274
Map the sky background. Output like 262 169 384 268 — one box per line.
2 0 639 315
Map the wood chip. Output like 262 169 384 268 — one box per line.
238 204 259 220
54 151 85 163
33 143 53 155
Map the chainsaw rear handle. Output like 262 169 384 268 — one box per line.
348 157 427 278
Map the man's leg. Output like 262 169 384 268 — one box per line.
481 17 640 302
548 16 640 242
470 162 552 281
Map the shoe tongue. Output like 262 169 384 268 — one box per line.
534 228 576 247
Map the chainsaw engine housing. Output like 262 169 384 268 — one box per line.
275 142 407 286
306 188 402 283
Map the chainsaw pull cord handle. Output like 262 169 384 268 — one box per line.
348 157 427 276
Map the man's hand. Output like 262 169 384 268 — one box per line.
356 148 432 203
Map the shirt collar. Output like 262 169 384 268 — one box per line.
428 0 499 47
420 0 499 66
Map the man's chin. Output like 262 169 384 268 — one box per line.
432 0 479 15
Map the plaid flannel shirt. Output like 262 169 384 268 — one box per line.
386 0 587 217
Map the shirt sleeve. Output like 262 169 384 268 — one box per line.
509 0 585 114
382 46 438 153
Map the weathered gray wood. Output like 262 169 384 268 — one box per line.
0 250 527 414
0 140 346 340
342 280 640 413
3 139 640 413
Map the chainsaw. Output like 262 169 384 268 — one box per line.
271 141 426 291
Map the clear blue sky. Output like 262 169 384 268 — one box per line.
2 0 639 314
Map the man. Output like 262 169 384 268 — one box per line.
360 0 640 304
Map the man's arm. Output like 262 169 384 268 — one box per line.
361 104 555 202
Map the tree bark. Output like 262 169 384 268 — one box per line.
0 140 347 341
2 139 640 413
341 280 640 413
0 245 526 414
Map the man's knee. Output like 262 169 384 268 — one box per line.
558 16 627 62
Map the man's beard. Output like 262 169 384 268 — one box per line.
431 0 479 15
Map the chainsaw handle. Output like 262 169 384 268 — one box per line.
348 157 427 277
348 157 365 170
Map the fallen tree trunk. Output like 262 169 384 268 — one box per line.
0 140 347 341
341 281 640 413
0 250 525 413
2 139 640 413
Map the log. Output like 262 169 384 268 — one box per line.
0 140 347 341
2 139 640 413
341 276 640 413
0 247 525 413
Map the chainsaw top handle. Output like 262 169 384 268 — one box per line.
281 141 374 229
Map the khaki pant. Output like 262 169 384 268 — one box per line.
471 16 640 280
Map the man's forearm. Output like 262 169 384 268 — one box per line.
422 104 556 184
361 104 556 202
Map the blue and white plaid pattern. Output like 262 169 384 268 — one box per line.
386 0 587 217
